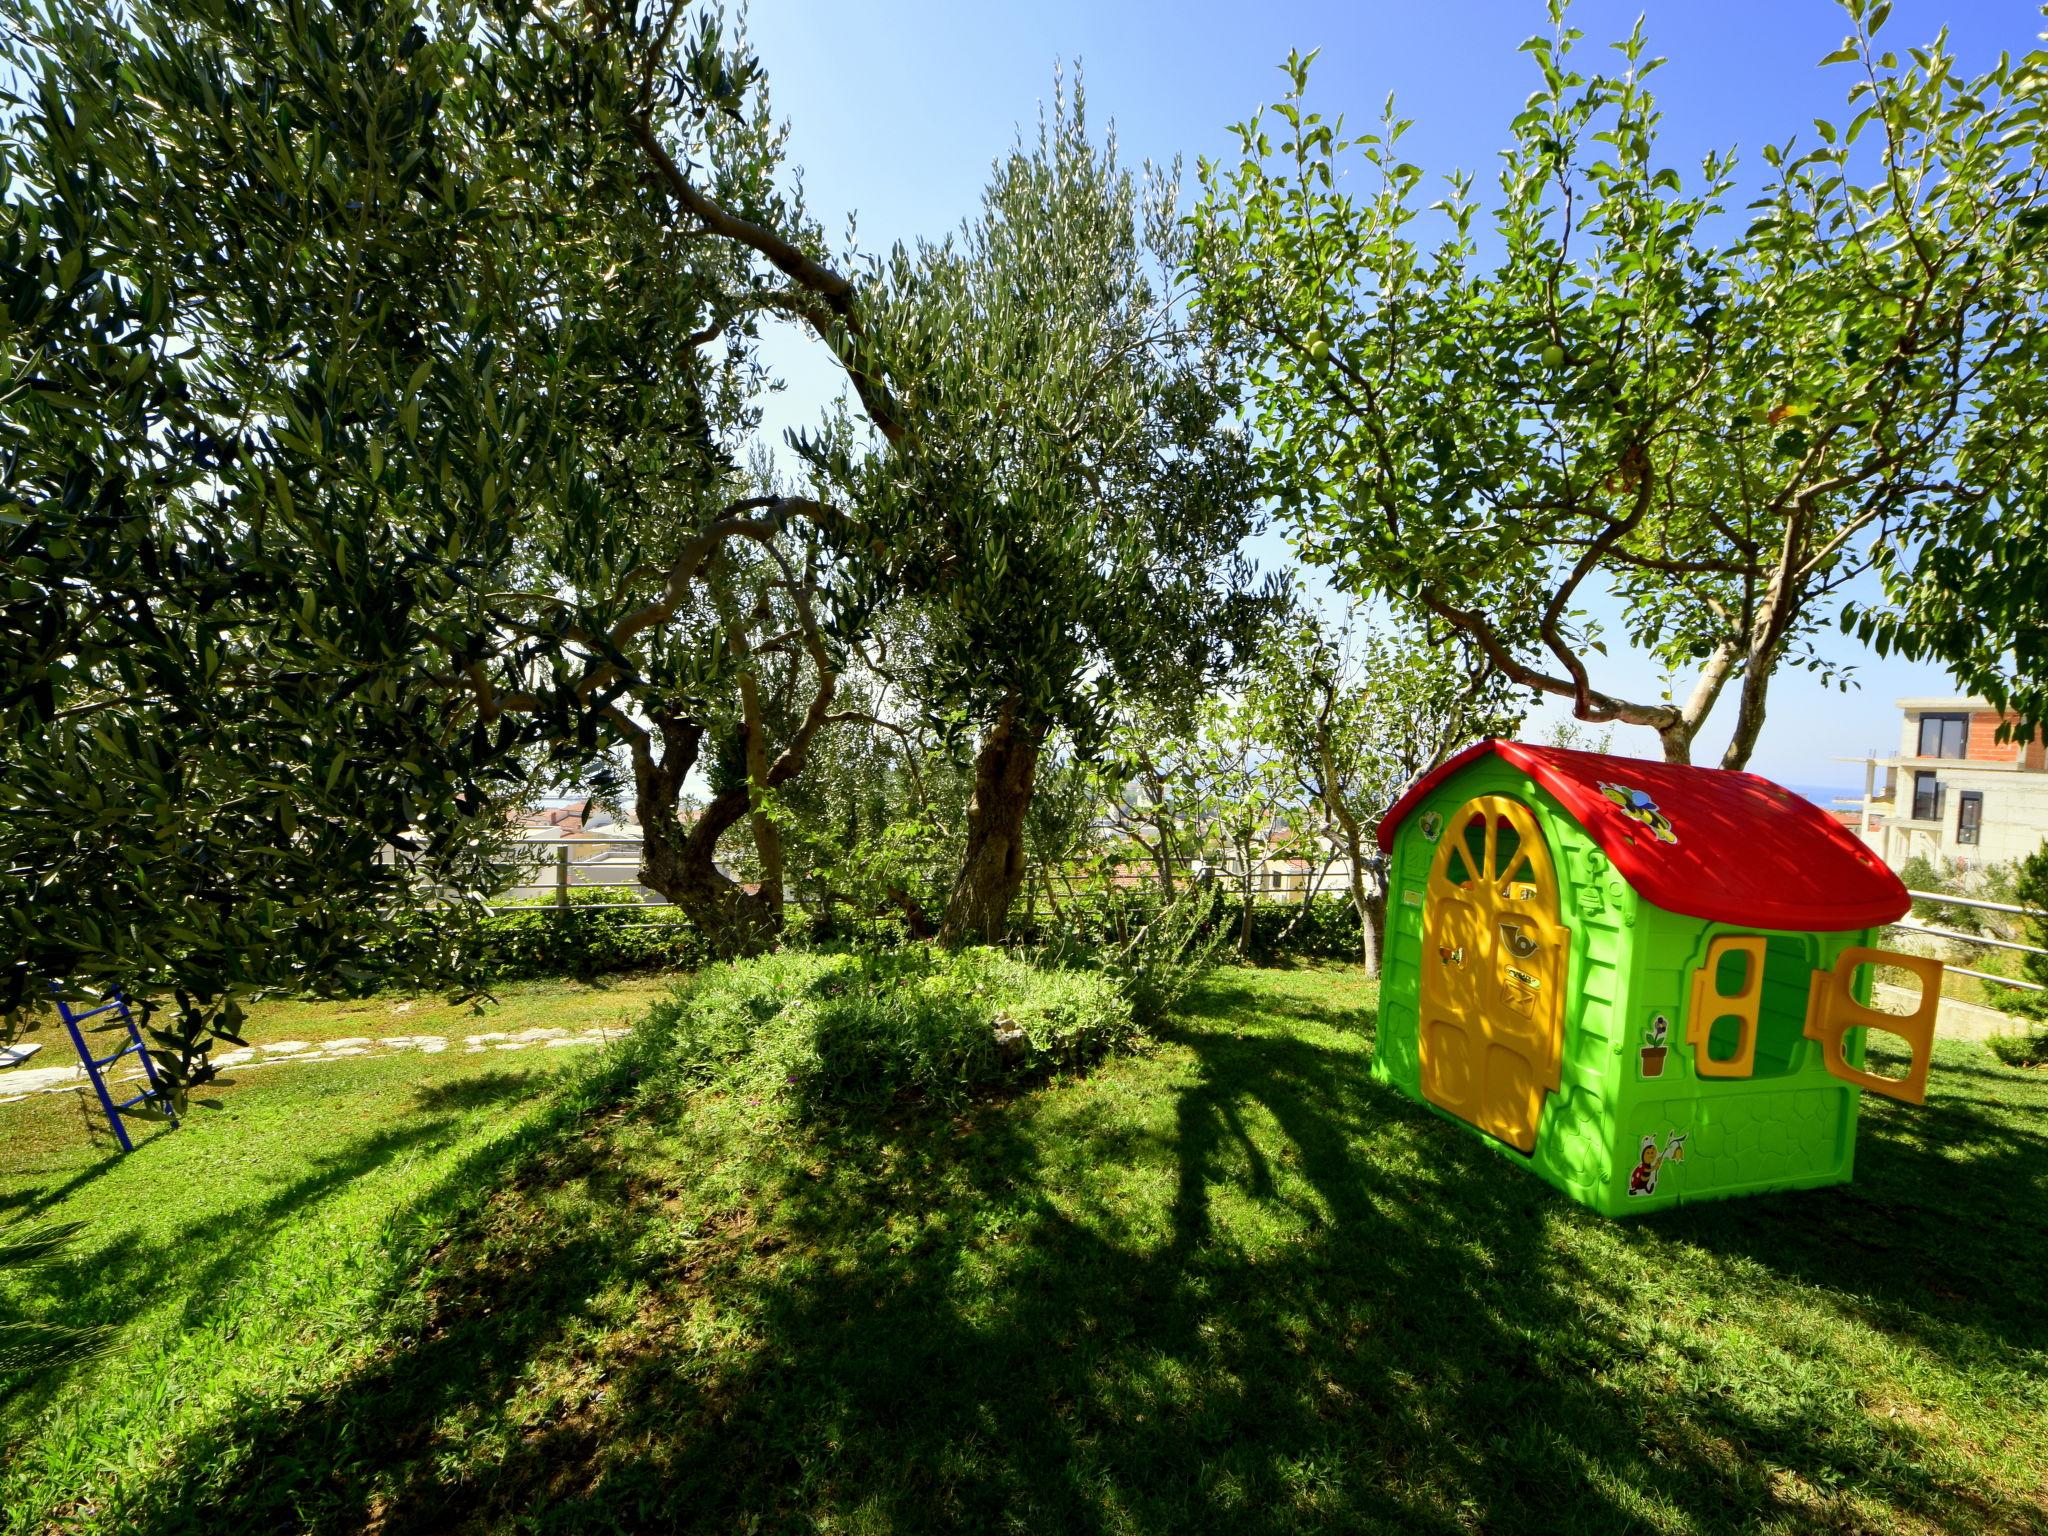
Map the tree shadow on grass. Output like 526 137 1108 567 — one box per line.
411 1070 547 1113
1175 973 1379 1037
99 984 2048 1536
0 1116 471 1430
1660 1039 2048 1367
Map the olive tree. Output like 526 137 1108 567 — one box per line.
0 0 897 1082
811 78 1273 944
1241 606 1522 975
1192 0 2048 767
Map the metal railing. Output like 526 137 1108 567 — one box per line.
1892 888 2047 994
498 837 1358 907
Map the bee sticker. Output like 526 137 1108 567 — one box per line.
1437 944 1465 967
1418 811 1444 843
1627 1131 1688 1198
1597 782 1678 845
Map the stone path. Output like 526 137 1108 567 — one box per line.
0 1024 629 1107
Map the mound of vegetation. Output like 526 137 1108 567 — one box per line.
639 946 1141 1115
1987 1031 2048 1069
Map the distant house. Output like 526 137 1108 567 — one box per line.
508 801 661 897
1845 696 2048 869
1203 822 1357 901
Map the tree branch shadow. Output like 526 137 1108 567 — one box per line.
54 983 2048 1535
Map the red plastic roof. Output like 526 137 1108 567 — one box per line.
1378 739 1908 932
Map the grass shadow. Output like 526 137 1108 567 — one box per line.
411 1072 547 1113
50 975 2048 1534
1662 1039 2048 1367
0 1116 469 1430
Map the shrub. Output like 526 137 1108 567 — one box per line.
1035 879 1229 1027
374 888 709 985
2004 840 2048 1025
639 946 1139 1115
1900 855 1987 933
1015 890 1363 966
1988 1031 2048 1069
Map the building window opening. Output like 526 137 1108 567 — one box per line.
1912 770 1942 822
1917 713 1968 760
1957 790 1982 846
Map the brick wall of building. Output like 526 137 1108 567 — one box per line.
1968 710 2021 762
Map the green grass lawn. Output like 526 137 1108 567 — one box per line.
0 974 676 1522
4 965 2046 1535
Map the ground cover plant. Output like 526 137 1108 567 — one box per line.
0 975 673 1529
650 946 1139 1113
3 964 2043 1534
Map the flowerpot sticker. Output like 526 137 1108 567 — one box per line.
1627 1130 1688 1198
1639 1012 1671 1078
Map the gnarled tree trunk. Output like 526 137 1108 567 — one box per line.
631 623 841 958
633 715 780 958
939 697 1043 946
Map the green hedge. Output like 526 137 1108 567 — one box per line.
1011 890 1364 966
385 887 1364 986
640 946 1139 1114
378 888 710 983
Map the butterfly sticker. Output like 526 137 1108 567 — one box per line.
1597 782 1678 845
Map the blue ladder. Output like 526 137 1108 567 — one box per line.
51 986 178 1153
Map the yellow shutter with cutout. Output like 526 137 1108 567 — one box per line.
1687 935 1767 1078
1802 947 1942 1105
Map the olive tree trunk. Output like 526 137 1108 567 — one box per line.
632 637 840 958
634 722 779 958
939 698 1043 946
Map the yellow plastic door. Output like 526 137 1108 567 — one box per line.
1802 947 1943 1105
1418 795 1570 1152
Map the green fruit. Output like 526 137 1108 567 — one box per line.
1541 343 1566 368
1305 332 1331 363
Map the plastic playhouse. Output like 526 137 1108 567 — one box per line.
1372 740 1942 1215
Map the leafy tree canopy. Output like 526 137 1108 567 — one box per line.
1191 0 2048 765
0 0 882 1080
808 76 1277 941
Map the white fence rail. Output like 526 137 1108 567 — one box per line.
497 838 1357 908
1893 888 2046 993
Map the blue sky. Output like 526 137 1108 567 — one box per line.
740 1 2034 787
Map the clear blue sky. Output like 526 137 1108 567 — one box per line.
741 1 2032 787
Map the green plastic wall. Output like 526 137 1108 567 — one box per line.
1371 756 1878 1217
